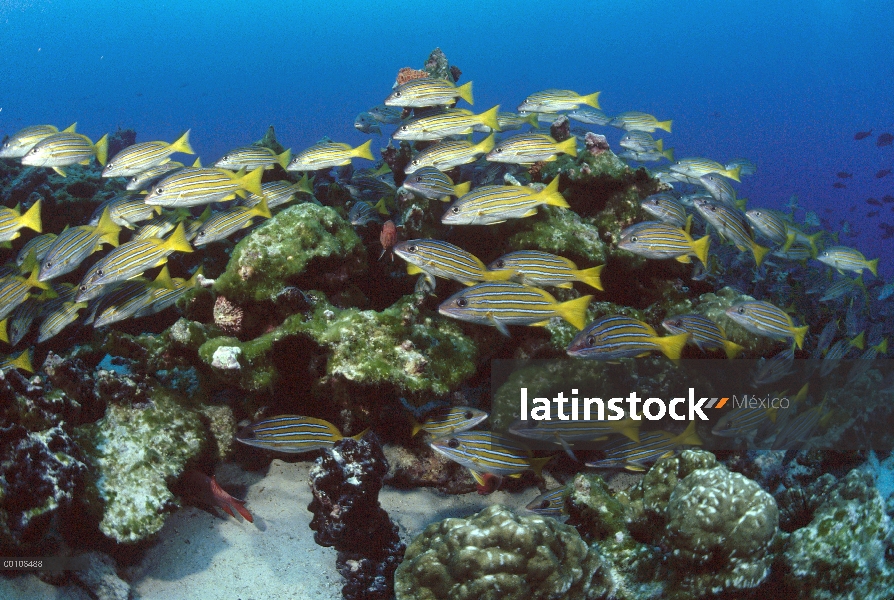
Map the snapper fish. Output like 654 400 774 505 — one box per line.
442 177 568 225
816 246 878 277
400 167 470 202
0 123 76 158
640 194 690 229
567 315 689 361
392 106 500 141
144 166 264 207
567 107 612 126
517 89 601 113
693 198 768 266
91 268 176 328
37 300 88 343
16 232 57 267
620 131 663 153
0 266 53 321
348 199 387 226
213 145 291 171
410 406 489 437
193 198 272 246
671 157 741 182
354 112 382 135
393 239 515 286
486 250 603 291
585 422 701 471
725 301 808 350
508 418 641 461
102 131 194 177
525 488 568 518
429 431 553 477
0 201 42 243
618 221 710 266
90 193 161 229
134 267 204 318
39 208 121 281
287 140 374 171
608 111 672 133
239 176 313 210
385 78 474 107
125 160 186 191
404 134 494 173
21 132 109 176
236 414 367 453
485 133 577 164
661 314 743 359
495 112 540 131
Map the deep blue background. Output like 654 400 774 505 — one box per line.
1 0 892 276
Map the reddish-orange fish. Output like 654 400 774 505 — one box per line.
379 220 397 260
180 470 253 522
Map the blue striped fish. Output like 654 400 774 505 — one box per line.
725 301 808 349
214 145 292 171
134 267 204 318
620 131 663 153
385 78 474 107
0 123 76 158
133 209 191 241
0 201 42 243
16 232 57 267
194 198 272 246
6 298 40 346
411 406 488 437
238 176 314 209
509 418 640 460
525 488 568 518
429 431 553 477
567 107 612 126
671 157 740 182
90 193 161 229
618 221 710 266
485 133 577 164
144 166 264 207
487 250 603 291
496 112 540 131
662 314 742 359
640 194 689 229
392 106 500 141
125 160 185 191
726 158 757 176
585 422 701 471
0 267 53 320
745 209 790 246
442 177 568 225
392 239 514 286
404 135 495 173
816 246 878 277
91 268 176 328
608 111 672 133
694 198 769 266
711 405 777 439
568 315 689 360
39 208 121 281
37 300 88 343
517 89 600 113
236 414 367 453
0 349 33 374
20 132 109 176
400 167 471 201
102 131 194 177
699 173 744 209
287 140 374 171
438 281 592 336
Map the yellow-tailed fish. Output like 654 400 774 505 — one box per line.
39 208 121 281
618 221 710 266
694 198 769 265
385 78 474 107
699 173 744 209
91 193 161 229
567 107 612 125
508 418 641 461
239 176 313 209
619 148 675 163
287 140 374 171
671 157 740 182
726 158 757 176
134 208 191 241
125 160 184 191
144 166 264 207
662 314 743 359
517 89 601 113
102 131 194 177
404 134 495 173
134 266 203 318
567 315 689 360
487 250 603 291
781 224 822 255
410 406 489 437
37 300 88 343
585 422 702 471
725 301 808 349
438 281 592 336
442 177 568 225
0 267 53 320
20 132 109 176
214 145 292 171
429 431 553 477
183 206 213 242
392 106 500 141
608 111 672 133
400 167 471 201
641 194 690 229
745 209 790 246
496 112 540 131
6 297 41 346
0 349 33 374
236 414 367 453
75 223 193 301
194 198 272 247
620 131 663 153
16 232 57 267
92 268 175 328
816 246 878 277
0 201 42 242
485 133 577 164
0 123 76 158
393 239 514 286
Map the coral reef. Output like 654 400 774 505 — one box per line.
395 67 429 85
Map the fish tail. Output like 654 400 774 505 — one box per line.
807 232 822 257
63 122 77 133
411 419 423 437
456 80 474 105
373 197 389 215
674 421 702 446
476 133 496 154
9 350 33 374
192 156 203 168
19 200 42 234
239 166 264 196
253 197 272 219
691 234 711 266
170 129 194 155
478 105 501 132
524 112 539 128
187 266 204 287
556 136 577 157
530 455 554 478
751 242 769 266
655 332 689 360
0 318 8 344
849 331 865 350
654 139 664 152
866 257 878 277
662 147 675 162
537 177 570 208
684 213 693 234
723 339 744 359
94 134 109 166
296 173 314 196
453 181 471 197
94 207 122 246
723 165 742 182
616 419 641 443
581 91 601 109
371 162 391 176
163 222 194 254
873 338 888 354
351 139 374 160
657 119 673 133
25 266 51 291
557 294 593 330
792 325 808 350
782 231 796 253
735 198 748 210
154 265 175 289
350 428 370 441
575 265 604 291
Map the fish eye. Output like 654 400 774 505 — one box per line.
456 297 468 308
586 335 595 346
394 91 401 98
539 500 550 509
79 285 87 291
415 176 422 182
29 148 38 154
754 211 761 216
45 261 52 268
156 188 164 194
408 245 417 252
464 411 473 419
96 269 104 277
630 235 638 243
412 160 419 166
401 125 408 131
737 307 745 314
495 260 504 268
447 438 459 449
496 147 503 153
452 206 460 213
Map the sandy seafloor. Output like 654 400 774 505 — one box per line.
0 454 533 599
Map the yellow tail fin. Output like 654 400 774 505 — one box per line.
24 266 51 291
581 91 601 109
162 222 193 254
723 165 742 182
655 332 689 360
866 258 878 277
477 105 501 132
239 166 264 196
19 200 42 234
94 134 109 166
663 147 675 162
873 338 888 354
575 265 604 291
673 421 702 446
723 339 744 359
295 173 314 195
153 265 175 289
94 207 122 247
476 133 496 154
252 197 272 220
350 428 370 441
657 119 673 133
524 112 540 128
751 242 769 267
0 318 8 344
556 137 578 157
277 148 292 169
170 130 194 155
849 331 865 350
7 350 33 374
453 181 472 197
456 80 474 105
351 139 374 161
614 418 641 443
63 122 77 133
792 325 808 350
557 294 593 330
536 177 569 208
690 235 711 266
529 455 554 477
411 419 423 437
192 157 203 168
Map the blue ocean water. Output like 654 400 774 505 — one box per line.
2 0 892 278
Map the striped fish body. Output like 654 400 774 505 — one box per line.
240 178 312 209
287 140 374 171
194 198 271 247
21 132 108 172
393 239 511 285
102 131 193 177
0 201 42 242
509 417 640 444
236 414 350 453
75 223 193 301
126 161 184 191
214 145 291 171
818 276 861 303
0 270 50 321
745 209 789 245
725 301 808 349
0 350 33 374
368 104 403 124
94 194 161 228
401 167 470 201
411 406 489 437
442 177 568 225
487 250 603 291
517 89 601 113
354 112 382 135
392 106 500 141
662 314 742 358
726 158 757 176
585 423 701 471
653 168 703 186
133 268 203 318
438 281 592 334
525 488 568 517
348 201 385 226
711 406 774 438
772 244 812 261
404 135 495 173
699 173 741 208
7 298 40 346
752 347 795 385
496 112 540 131
618 221 710 266
429 431 550 477
485 133 577 164
620 131 661 153
567 315 690 361
40 209 121 281
619 149 673 163
144 166 264 207
640 194 688 228
37 301 87 342
0 123 75 158
567 107 612 125
694 199 768 265
134 209 190 241
92 280 159 328
817 246 878 277
16 233 57 267
608 111 672 133
671 157 740 182
385 78 473 107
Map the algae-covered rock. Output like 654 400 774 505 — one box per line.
781 469 894 599
642 448 719 516
507 204 607 264
395 504 612 600
566 473 629 539
78 389 205 543
214 203 367 304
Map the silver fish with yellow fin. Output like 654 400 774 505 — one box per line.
102 131 194 177
567 315 689 361
236 414 367 453
21 132 109 176
442 177 568 225
487 250 603 291
0 123 76 158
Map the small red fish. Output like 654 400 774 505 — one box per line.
379 220 397 260
180 470 253 522
470 470 502 495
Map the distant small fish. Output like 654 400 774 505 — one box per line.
817 245 878 277
379 220 397 260
854 130 873 140
884 195 894 203
584 422 701 471
877 132 894 147
410 406 488 437
354 112 382 135
868 210 879 218
832 182 846 189
287 140 374 171
517 89 601 113
608 111 672 133
214 145 291 171
429 431 552 477
179 470 253 523
876 169 891 178
836 171 852 179
567 106 611 126
367 104 403 125
348 199 386 226
867 198 882 206
725 158 757 176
